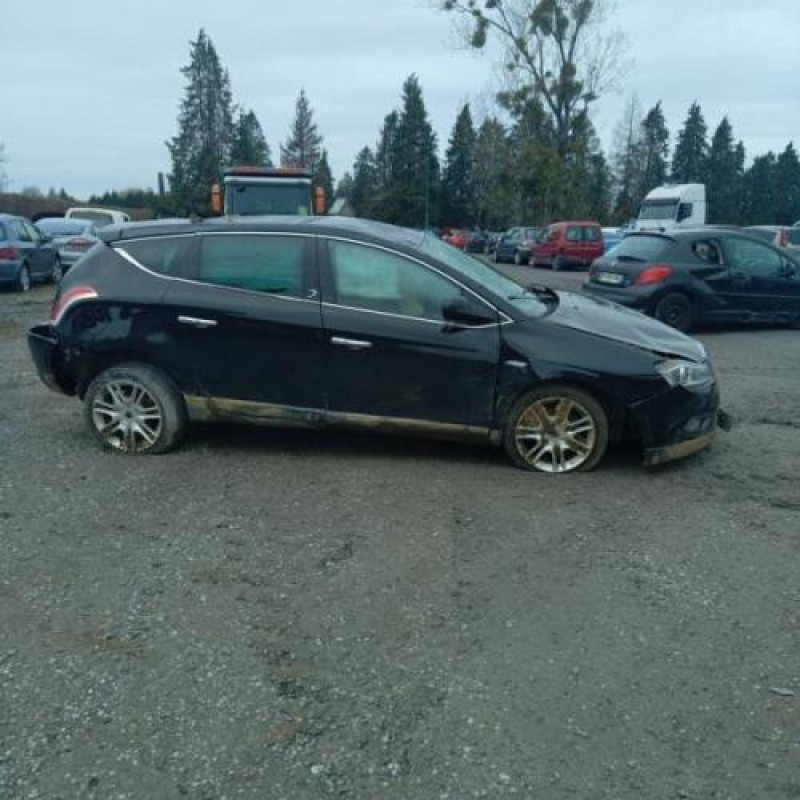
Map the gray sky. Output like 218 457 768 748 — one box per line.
1 0 798 200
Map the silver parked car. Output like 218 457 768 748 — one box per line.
35 218 100 271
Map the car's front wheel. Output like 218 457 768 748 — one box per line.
503 385 609 473
84 363 187 454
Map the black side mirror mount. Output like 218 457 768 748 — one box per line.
442 298 498 328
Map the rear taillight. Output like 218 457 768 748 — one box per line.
779 229 788 248
65 237 94 251
0 246 20 260
50 285 98 325
634 265 674 285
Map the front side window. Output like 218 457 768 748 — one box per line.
118 236 190 276
328 240 471 321
723 237 783 278
565 227 581 242
198 234 308 296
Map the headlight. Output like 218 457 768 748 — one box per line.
657 359 714 389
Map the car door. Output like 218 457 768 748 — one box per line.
25 222 54 277
320 238 501 429
162 232 325 409
719 236 798 320
563 225 583 263
9 221 37 274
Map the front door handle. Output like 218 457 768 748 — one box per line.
177 315 218 328
331 336 372 350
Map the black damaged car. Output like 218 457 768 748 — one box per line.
28 217 726 473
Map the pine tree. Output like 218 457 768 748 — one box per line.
774 143 800 225
167 29 234 215
351 147 379 218
638 102 670 197
230 109 271 166
314 149 335 213
373 111 399 220
611 96 643 223
384 75 439 228
441 104 477 227
472 117 515 229
671 102 708 184
280 89 323 171
336 172 354 200
508 98 560 223
706 118 744 224
742 153 777 224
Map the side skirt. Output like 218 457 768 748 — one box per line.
184 395 500 445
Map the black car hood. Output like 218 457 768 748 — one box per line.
543 291 706 362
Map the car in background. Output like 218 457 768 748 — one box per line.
531 221 604 271
744 225 800 257
493 227 542 265
443 229 470 249
0 213 62 291
65 207 130 228
601 227 624 254
36 218 100 272
27 216 724 473
583 229 800 332
465 229 489 254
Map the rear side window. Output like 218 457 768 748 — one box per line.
118 236 189 276
565 227 581 242
198 234 307 296
583 226 602 242
611 235 671 261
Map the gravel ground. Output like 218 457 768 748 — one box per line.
1 271 799 800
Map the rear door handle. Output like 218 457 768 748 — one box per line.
177 315 218 328
331 336 372 350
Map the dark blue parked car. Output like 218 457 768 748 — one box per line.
0 214 61 291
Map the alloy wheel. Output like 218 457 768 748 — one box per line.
91 379 164 453
513 396 597 473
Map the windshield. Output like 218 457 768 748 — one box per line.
639 200 679 221
227 183 311 216
420 235 548 317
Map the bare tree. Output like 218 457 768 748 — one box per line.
441 0 627 157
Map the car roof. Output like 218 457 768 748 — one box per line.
99 215 430 250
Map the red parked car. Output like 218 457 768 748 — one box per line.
531 221 604 271
443 229 470 249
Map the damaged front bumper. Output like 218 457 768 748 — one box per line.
643 408 732 467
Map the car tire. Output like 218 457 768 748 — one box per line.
84 363 187 455
16 265 31 292
654 292 693 332
503 384 609 474
51 256 63 283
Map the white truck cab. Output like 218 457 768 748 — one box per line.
634 184 706 232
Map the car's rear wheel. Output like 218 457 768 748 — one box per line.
17 265 31 292
84 364 187 455
503 385 609 473
50 256 63 283
655 292 693 332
